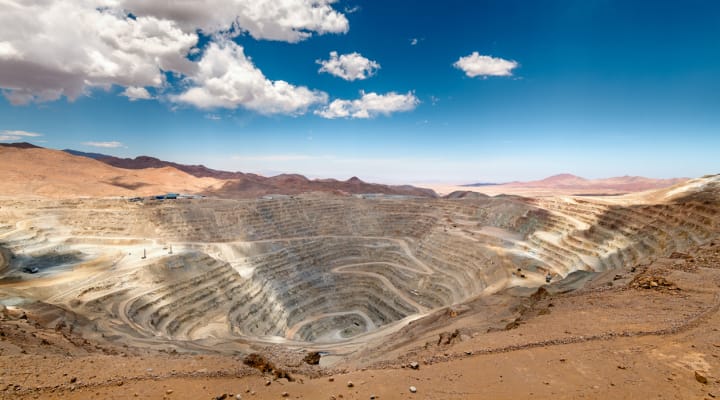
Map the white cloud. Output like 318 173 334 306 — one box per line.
410 38 419 46
0 42 20 59
1 130 42 137
82 141 125 148
122 0 349 43
121 86 153 101
173 40 327 114
0 0 348 109
317 51 380 81
0 1 197 105
316 91 419 119
0 129 42 141
453 52 518 77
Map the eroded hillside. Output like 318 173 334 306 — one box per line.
0 177 717 364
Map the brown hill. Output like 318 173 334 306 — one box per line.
97 155 250 180
93 154 437 198
0 141 41 149
0 145 223 198
1 144 437 199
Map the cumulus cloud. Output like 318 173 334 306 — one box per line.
0 129 42 141
316 91 419 119
122 0 349 43
0 1 197 105
317 51 380 81
0 0 348 112
453 52 518 77
121 87 153 101
173 40 327 114
82 141 125 148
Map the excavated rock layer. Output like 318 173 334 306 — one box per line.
0 178 718 351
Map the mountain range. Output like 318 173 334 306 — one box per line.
0 143 436 198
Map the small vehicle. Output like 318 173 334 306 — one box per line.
22 267 39 274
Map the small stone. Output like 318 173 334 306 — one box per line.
409 386 417 393
409 361 419 370
695 371 708 384
70 377 77 383
370 395 377 399
650 281 659 287
328 377 334 382
347 381 354 388
166 389 173 394
303 351 321 365
235 395 242 400
281 392 289 397
265 380 271 386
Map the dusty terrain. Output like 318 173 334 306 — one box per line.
422 173 688 197
0 145 224 198
0 157 718 398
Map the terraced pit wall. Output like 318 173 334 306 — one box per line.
0 184 717 351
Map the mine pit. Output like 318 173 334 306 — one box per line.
0 181 718 355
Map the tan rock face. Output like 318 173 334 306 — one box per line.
0 175 718 400
0 174 717 358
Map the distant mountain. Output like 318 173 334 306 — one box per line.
501 173 687 191
503 173 589 188
63 149 112 159
454 173 688 196
0 142 41 149
58 148 438 198
92 155 249 180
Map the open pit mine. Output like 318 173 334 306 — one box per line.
1 175 718 368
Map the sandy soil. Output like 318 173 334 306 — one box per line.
1 242 719 399
0 147 224 198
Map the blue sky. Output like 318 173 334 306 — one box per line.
1 0 718 183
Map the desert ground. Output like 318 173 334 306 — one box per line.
0 148 718 399
420 174 688 197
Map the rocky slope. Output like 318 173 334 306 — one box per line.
81 151 437 198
